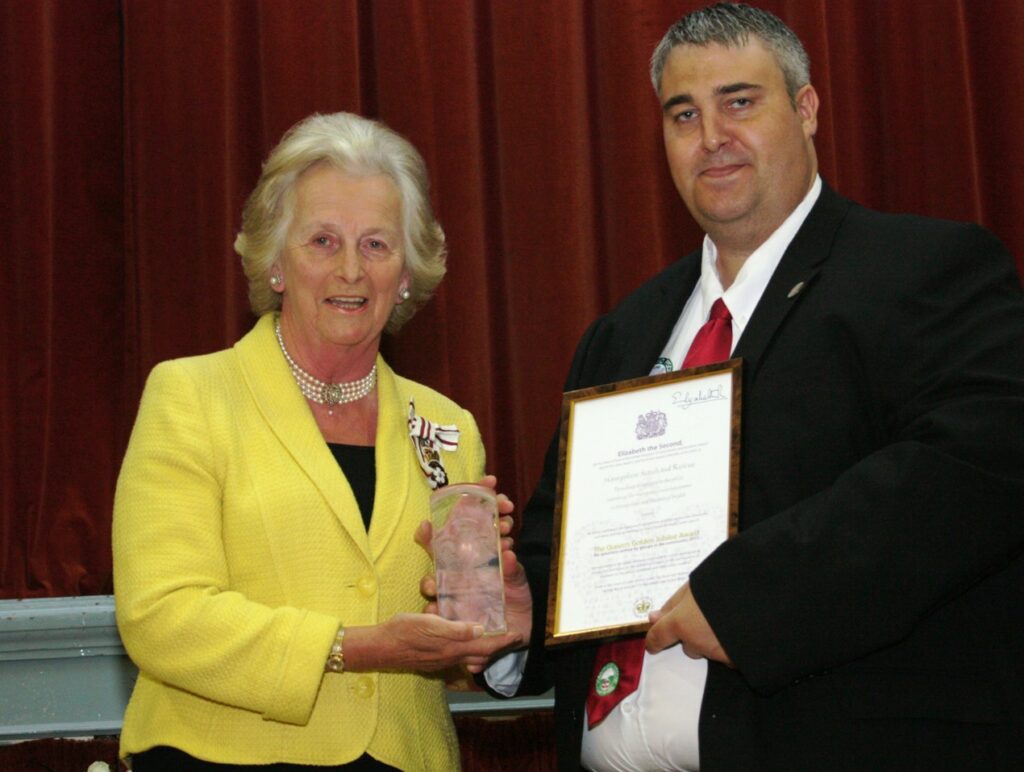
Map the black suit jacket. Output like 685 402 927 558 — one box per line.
514 185 1024 770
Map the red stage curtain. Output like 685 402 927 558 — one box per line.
3 0 1023 598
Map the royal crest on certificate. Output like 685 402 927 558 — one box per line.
545 360 741 646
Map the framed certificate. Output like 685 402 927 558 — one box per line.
545 359 741 647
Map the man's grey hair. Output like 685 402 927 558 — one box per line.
650 2 810 102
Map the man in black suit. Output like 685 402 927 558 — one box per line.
487 2 1024 769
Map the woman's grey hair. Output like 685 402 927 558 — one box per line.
234 112 446 334
650 2 810 103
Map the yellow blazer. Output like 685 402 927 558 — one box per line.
114 313 483 770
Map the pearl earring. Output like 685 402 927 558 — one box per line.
270 275 282 287
399 288 411 301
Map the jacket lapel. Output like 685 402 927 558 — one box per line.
365 359 413 561
234 314 371 555
733 184 851 379
617 255 703 378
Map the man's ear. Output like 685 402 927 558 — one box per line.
796 84 819 138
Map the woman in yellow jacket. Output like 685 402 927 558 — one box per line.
113 112 528 771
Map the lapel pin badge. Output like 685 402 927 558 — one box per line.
408 399 460 490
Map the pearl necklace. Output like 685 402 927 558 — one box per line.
274 318 377 411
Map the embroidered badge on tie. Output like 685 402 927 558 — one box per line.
408 399 460 490
594 662 621 696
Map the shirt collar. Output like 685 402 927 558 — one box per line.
698 175 822 332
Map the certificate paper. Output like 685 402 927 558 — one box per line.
545 360 741 646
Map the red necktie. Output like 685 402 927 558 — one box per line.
585 298 733 728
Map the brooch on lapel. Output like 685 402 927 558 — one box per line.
408 399 460 490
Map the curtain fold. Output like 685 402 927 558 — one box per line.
3 0 124 596
4 0 1022 598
